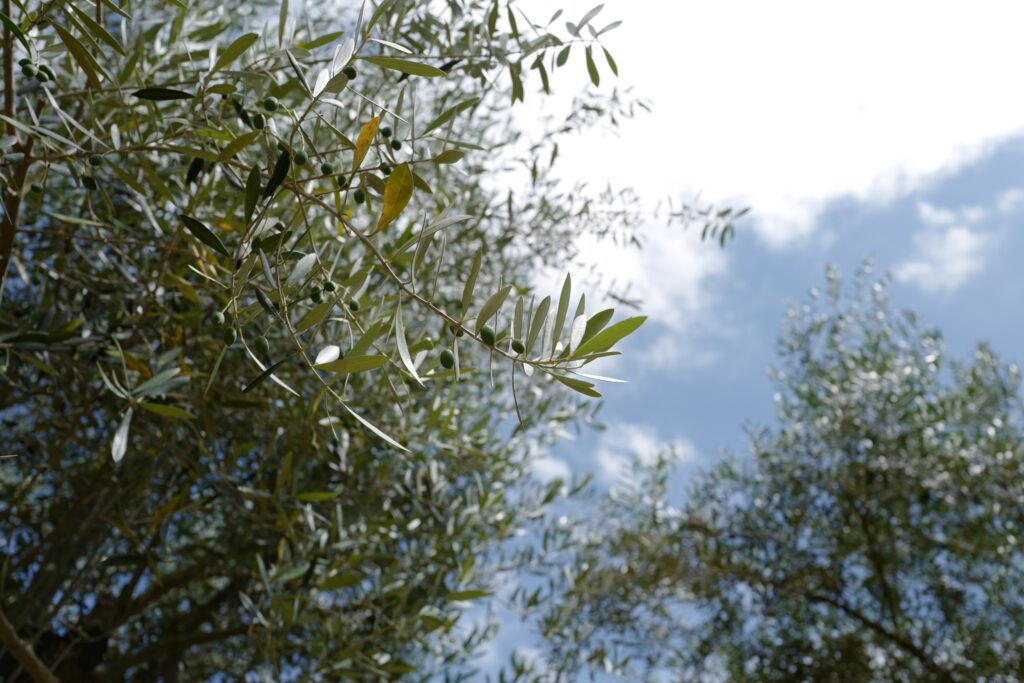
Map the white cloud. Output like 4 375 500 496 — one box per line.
593 421 696 484
895 226 990 293
521 0 1024 246
530 455 572 483
538 227 728 333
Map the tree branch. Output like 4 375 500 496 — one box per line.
0 604 60 683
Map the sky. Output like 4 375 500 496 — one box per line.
483 0 1024 675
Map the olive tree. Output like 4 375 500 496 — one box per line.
530 265 1024 682
0 0 706 678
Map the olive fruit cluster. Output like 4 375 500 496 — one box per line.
19 58 55 83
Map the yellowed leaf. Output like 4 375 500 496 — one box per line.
375 163 414 233
352 115 380 171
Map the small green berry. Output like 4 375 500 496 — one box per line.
348 299 360 312
310 289 323 303
320 161 334 175
254 335 271 356
212 311 226 326
21 64 37 78
450 324 465 338
251 113 265 129
439 349 455 369
380 126 392 138
353 188 365 204
293 150 308 165
511 338 525 354
88 154 103 167
29 183 43 194
480 325 496 346
390 140 402 151
263 96 279 111
39 64 55 80
223 328 237 345
322 280 336 292
34 70 48 83
336 174 347 186
380 165 392 176
342 66 357 79
18 58 32 67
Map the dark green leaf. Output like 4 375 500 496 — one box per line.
132 87 195 101
180 214 230 257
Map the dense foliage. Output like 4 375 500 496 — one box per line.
533 266 1024 682
0 0 692 679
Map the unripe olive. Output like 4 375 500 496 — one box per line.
18 58 32 67
390 140 402 151
21 64 37 77
353 188 365 204
439 349 455 369
34 70 48 82
511 338 525 354
263 96 279 111
212 311 226 326
254 335 271 356
336 174 347 186
320 161 334 175
223 328 237 345
88 154 103 167
342 66 357 80
380 164 392 176
322 280 336 292
348 299 360 312
310 289 323 303
381 126 392 138
39 64 55 80
251 113 265 129
293 150 308 165
480 325 496 346
29 183 43 194
449 324 465 337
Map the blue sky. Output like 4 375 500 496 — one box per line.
517 0 1024 491
480 0 1024 673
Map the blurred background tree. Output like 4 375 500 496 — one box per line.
530 265 1024 682
0 0 697 679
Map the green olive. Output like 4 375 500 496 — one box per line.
18 58 32 67
254 335 271 356
439 349 455 369
223 328 237 345
88 154 103 167
320 161 334 175
29 183 43 194
348 299 360 312
381 164 392 176
263 96 279 111
251 113 265 129
353 188 365 204
511 338 525 354
21 64 37 77
212 311 226 326
480 325 496 346
39 64 55 80
381 126 392 138
293 150 308 165
336 174 347 186
390 140 402 151
342 66 357 79
322 280 336 292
